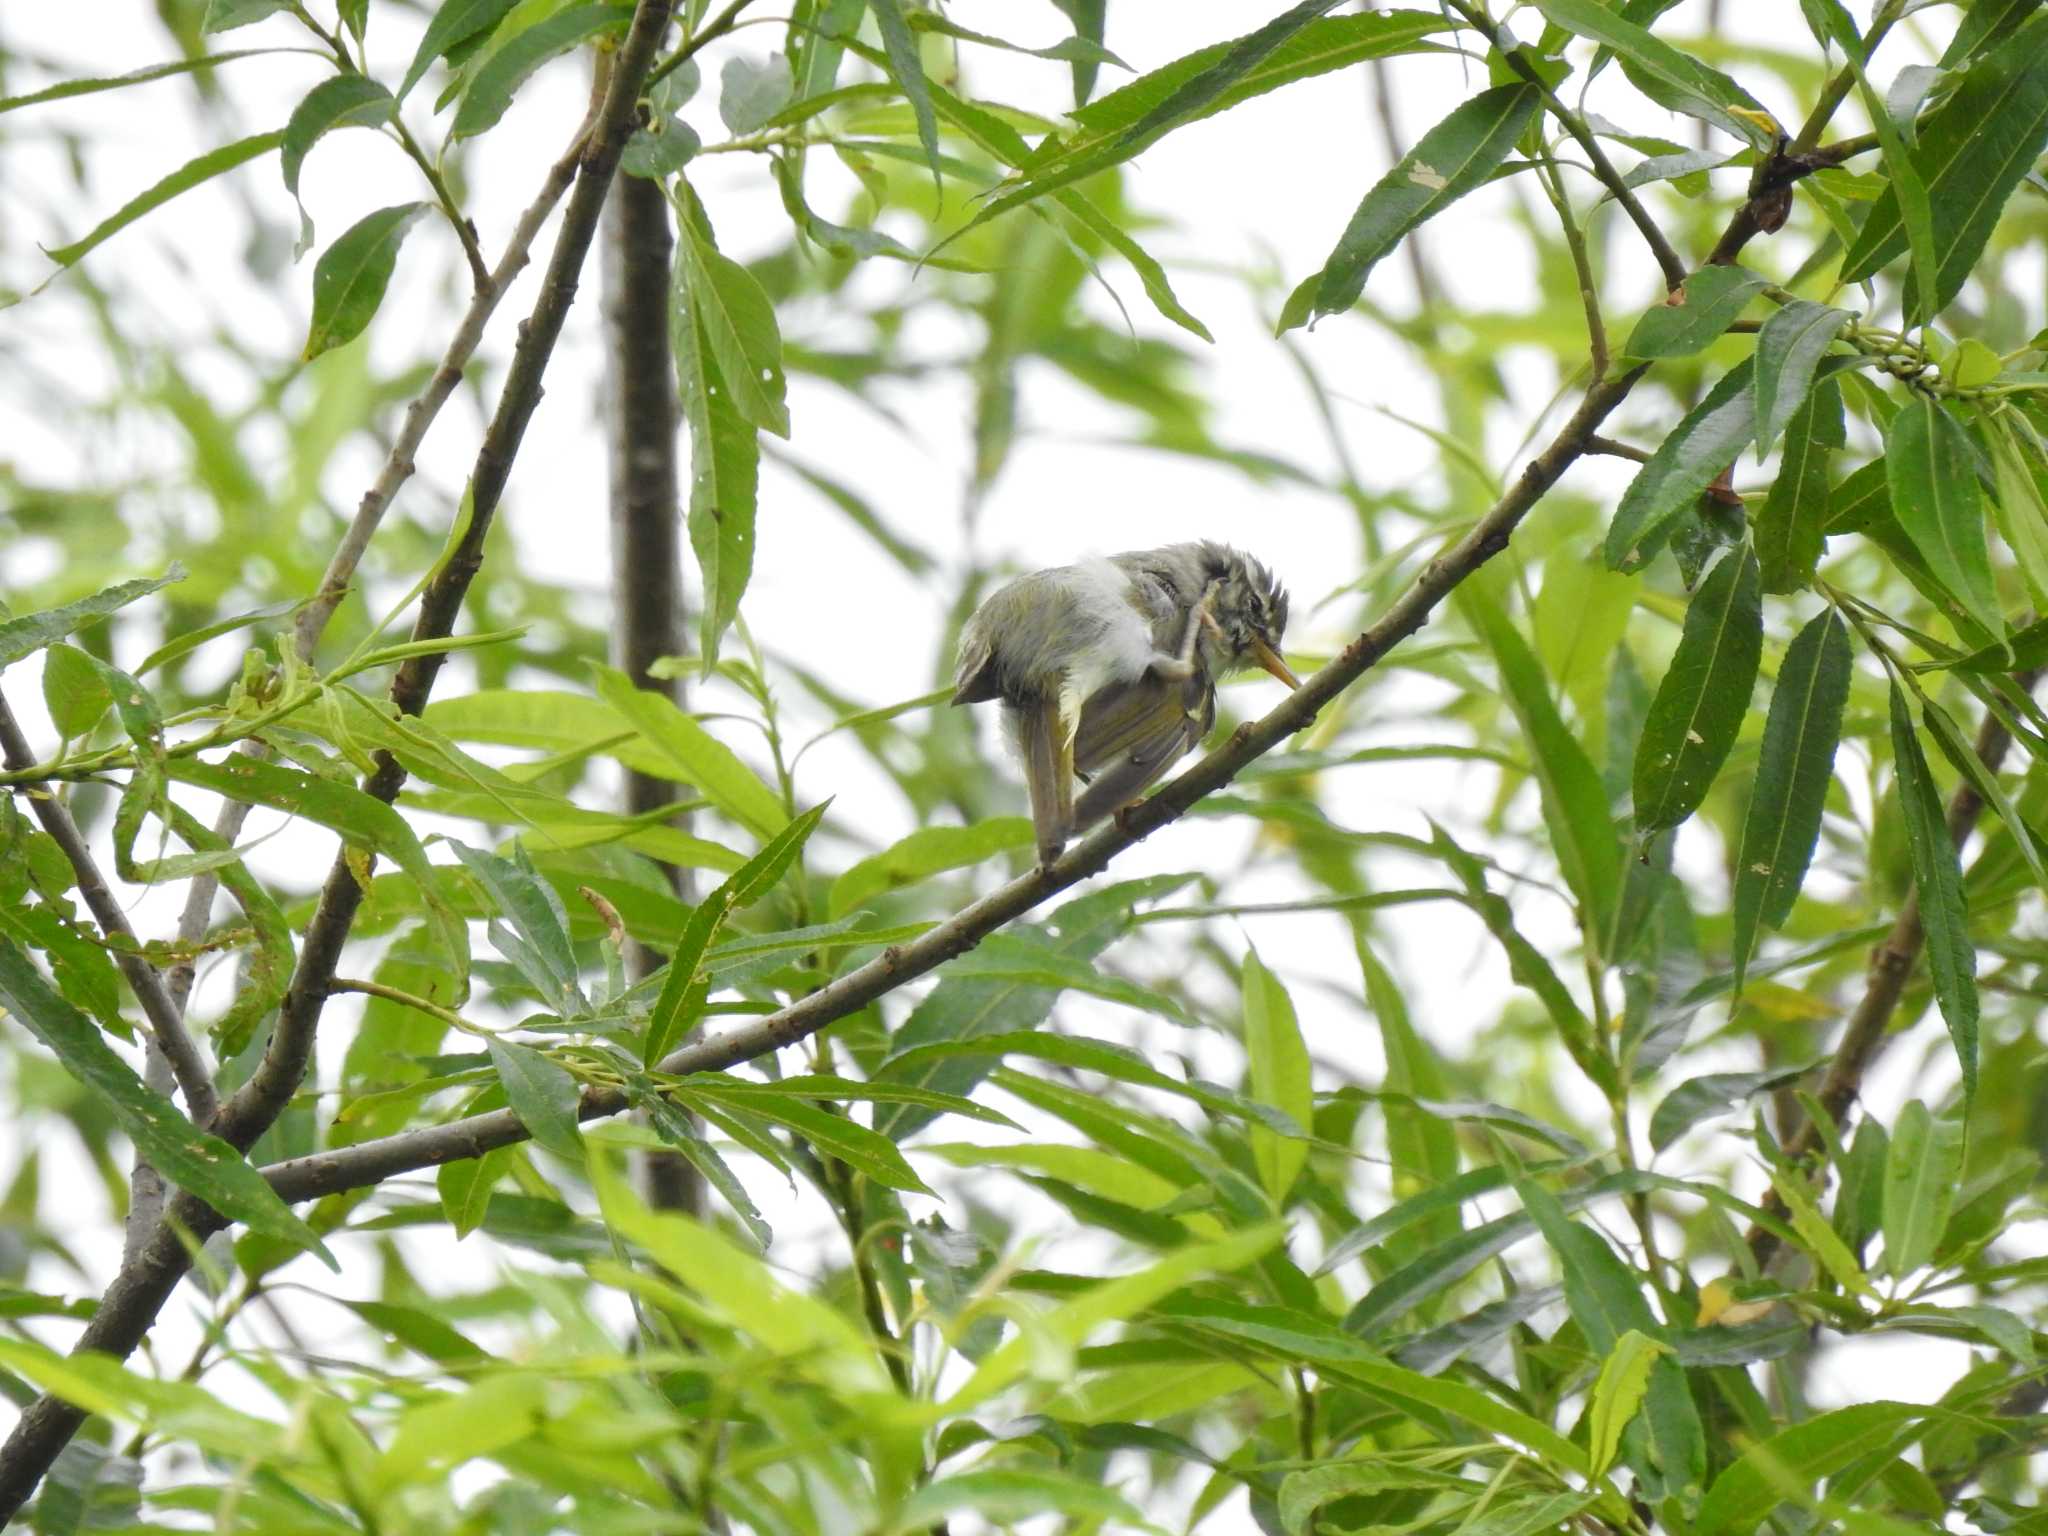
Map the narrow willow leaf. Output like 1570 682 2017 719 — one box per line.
1289 84 1539 329
0 567 182 671
491 1040 589 1163
1588 1330 1670 1476
890 1470 1145 1535
1755 380 1841 594
1731 609 1852 986
1633 548 1763 832
400 0 520 98
1649 1061 1819 1152
1619 264 1768 361
1881 1100 1965 1279
1989 419 2048 614
1243 952 1310 1206
867 0 942 190
0 50 290 115
1827 455 1892 535
436 1147 508 1238
203 0 292 31
676 213 789 436
1696 1403 1927 1536
1277 1464 1477 1536
644 804 827 1065
450 842 584 1018
1516 1179 1706 1509
1840 16 2048 319
904 11 1128 69
1456 582 1622 944
1605 359 1756 571
280 74 396 253
670 195 759 669
1524 0 1773 145
956 8 1449 239
0 941 334 1268
42 131 284 271
168 755 468 982
937 934 1197 1027
1052 188 1212 341
1888 683 1978 1098
1918 692 2048 895
303 203 429 361
684 1087 930 1194
1753 300 1851 457
828 819 1033 917
591 665 785 837
1361 937 1460 1255
452 3 632 139
1843 48 1942 325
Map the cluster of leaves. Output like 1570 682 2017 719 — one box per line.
2 0 2048 1533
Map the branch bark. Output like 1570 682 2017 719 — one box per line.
0 696 217 1124
0 1 675 1514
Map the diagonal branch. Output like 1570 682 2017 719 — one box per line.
0 696 217 1124
0 0 676 1515
256 367 1649 1206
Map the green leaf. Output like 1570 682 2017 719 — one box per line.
1753 300 1852 457
1278 1464 1478 1536
281 74 396 252
40 644 112 739
450 842 584 1017
0 568 183 671
829 819 1033 917
1606 358 1756 572
371 1372 544 1490
0 940 333 1268
956 8 1450 237
1633 548 1762 832
401 0 520 98
683 1086 929 1194
1842 46 1942 326
42 131 284 272
592 1156 889 1384
302 202 429 361
1755 380 1841 593
1881 1100 1965 1278
1456 582 1622 945
333 1299 493 1367
675 211 789 437
1839 16 2048 320
1052 188 1212 342
1888 683 1978 1098
1767 1163 1874 1295
942 1225 1283 1413
1524 0 1773 145
1588 1330 1670 1477
1697 1403 1927 1536
867 0 942 191
905 12 1129 70
591 665 786 838
644 802 827 1065
1242 952 1310 1207
0 50 292 115
670 195 760 670
937 933 1197 1027
1649 1062 1819 1151
451 3 633 139
1286 84 1540 330
486 1039 582 1159
1730 610 1852 987
1989 419 2048 615
888 1470 1146 1535
202 0 291 31
1360 938 1460 1254
436 1148 508 1238
168 755 469 984
1619 264 1769 361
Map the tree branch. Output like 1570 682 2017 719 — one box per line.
0 1 676 1515
0 694 217 1124
255 366 1650 1208
1746 679 2033 1270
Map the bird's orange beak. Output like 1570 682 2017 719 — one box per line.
1252 635 1301 689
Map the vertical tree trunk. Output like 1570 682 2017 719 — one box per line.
601 167 703 1216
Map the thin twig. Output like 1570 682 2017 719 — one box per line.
0 695 218 1124
644 0 756 92
1442 0 1687 290
1584 434 1650 463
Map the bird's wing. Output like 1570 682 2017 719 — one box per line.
951 624 1001 704
1011 693 1076 863
1071 671 1214 829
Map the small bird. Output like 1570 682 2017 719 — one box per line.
952 542 1300 865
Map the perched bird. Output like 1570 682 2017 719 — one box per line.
952 542 1299 865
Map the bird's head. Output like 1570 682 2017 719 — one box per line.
1197 546 1298 689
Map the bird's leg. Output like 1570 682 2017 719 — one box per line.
1145 582 1220 684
